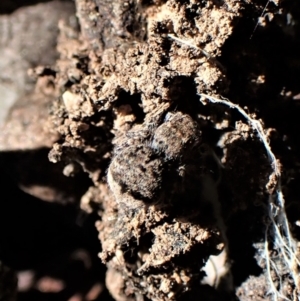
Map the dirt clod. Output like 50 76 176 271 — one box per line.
2 0 300 300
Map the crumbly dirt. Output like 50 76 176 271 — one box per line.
1 0 300 301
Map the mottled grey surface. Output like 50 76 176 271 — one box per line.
0 1 75 125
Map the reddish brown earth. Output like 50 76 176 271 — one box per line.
1 0 300 301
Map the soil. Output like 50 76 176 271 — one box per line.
1 0 300 301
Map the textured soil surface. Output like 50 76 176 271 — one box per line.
1 0 300 301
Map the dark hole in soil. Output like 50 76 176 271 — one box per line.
122 232 155 265
115 90 146 124
226 208 264 287
166 76 201 116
